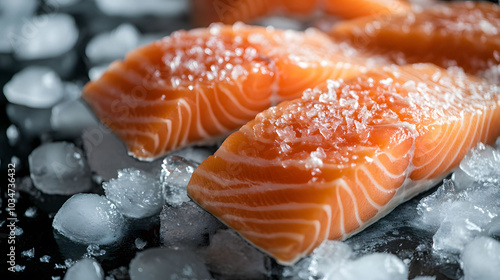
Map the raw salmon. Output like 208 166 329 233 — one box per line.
330 1 500 75
187 64 500 265
82 23 374 161
190 0 410 26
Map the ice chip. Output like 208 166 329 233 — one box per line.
29 142 92 195
24 206 37 218
3 66 64 108
160 155 198 206
203 229 271 279
6 124 19 146
40 255 51 263
135 238 147 250
51 99 98 136
63 258 104 280
160 201 224 249
21 248 35 258
104 168 163 219
129 248 211 280
95 0 188 17
331 253 408 280
52 194 125 245
86 24 140 64
14 14 79 60
461 237 500 280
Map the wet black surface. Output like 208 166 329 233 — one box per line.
0 1 498 279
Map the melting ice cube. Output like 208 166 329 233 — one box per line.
331 253 408 280
13 14 79 60
160 155 198 206
103 168 163 219
82 125 162 181
203 229 271 279
160 201 224 249
51 99 99 137
461 237 500 280
282 241 352 279
63 258 104 280
86 23 140 64
52 194 125 245
129 247 212 280
29 142 92 195
3 66 64 108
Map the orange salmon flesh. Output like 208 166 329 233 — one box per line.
187 64 500 265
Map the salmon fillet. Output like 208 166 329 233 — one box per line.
187 64 500 265
330 1 500 75
82 23 374 160
190 0 409 26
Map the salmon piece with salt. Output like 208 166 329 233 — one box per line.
187 64 500 265
82 23 373 160
330 1 500 75
190 0 409 26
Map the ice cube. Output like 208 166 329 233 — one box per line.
160 201 224 249
88 64 109 81
257 16 305 30
40 255 51 263
82 125 163 181
13 14 79 60
85 23 140 64
283 240 352 280
51 99 99 136
171 146 215 164
160 155 198 206
416 180 457 229
0 19 21 53
0 0 38 19
129 248 212 280
331 253 408 280
203 229 270 279
29 142 92 195
461 237 500 280
6 104 52 136
95 0 188 17
459 143 500 184
103 168 163 219
52 194 125 245
3 66 64 108
63 258 104 280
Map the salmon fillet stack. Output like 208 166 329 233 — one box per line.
82 23 374 161
187 64 500 265
330 1 500 75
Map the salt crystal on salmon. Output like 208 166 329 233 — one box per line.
330 1 500 76
82 23 374 160
187 64 500 265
